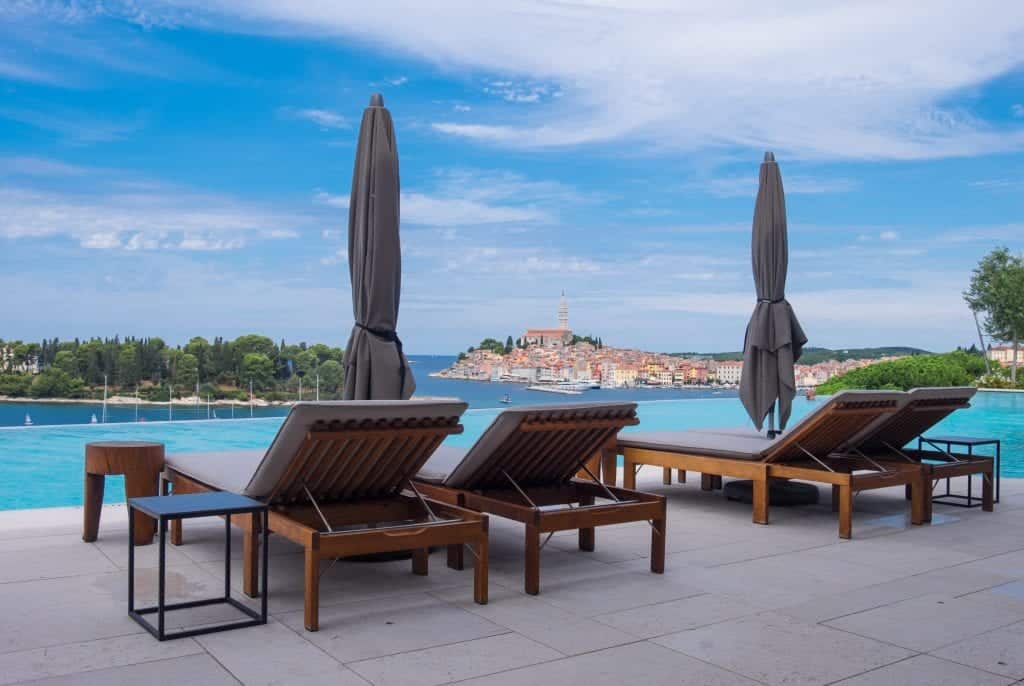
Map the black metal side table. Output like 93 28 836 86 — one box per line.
918 434 1001 507
128 492 268 640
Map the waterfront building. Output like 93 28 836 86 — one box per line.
988 345 1024 366
714 360 744 385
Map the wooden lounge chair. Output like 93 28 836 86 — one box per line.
162 400 489 631
413 402 666 595
842 387 994 519
616 391 930 539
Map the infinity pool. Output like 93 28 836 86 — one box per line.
1 393 1019 511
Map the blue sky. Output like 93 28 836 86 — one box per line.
2 2 1023 354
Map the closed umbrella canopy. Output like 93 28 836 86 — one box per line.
342 93 416 400
739 152 807 433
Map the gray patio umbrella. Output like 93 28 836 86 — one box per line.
739 152 807 435
342 93 416 400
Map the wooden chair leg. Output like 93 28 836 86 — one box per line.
831 485 840 513
837 484 853 539
752 477 770 525
904 483 912 501
983 471 994 512
651 509 666 574
677 469 686 483
170 519 183 546
242 521 259 598
700 473 714 491
304 547 319 631
623 459 637 490
910 474 928 526
662 467 672 485
447 543 465 570
578 494 595 551
712 475 723 490
473 538 488 605
525 524 540 595
412 548 429 576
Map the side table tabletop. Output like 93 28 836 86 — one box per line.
128 492 268 641
84 441 165 545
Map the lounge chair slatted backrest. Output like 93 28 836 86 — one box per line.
243 400 467 504
851 387 976 455
444 402 639 490
760 391 904 462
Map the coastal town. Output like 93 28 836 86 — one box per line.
434 293 917 390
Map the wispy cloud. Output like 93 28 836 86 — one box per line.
314 168 582 227
483 80 560 104
688 175 860 198
279 107 349 130
0 107 141 143
969 178 1024 191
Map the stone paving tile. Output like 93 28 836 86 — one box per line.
0 537 117 583
654 611 912 686
0 634 202 685
825 592 1024 652
530 569 703 616
932 620 1024 680
593 591 758 639
196 618 369 685
429 582 637 655
831 654 1014 685
276 592 508 663
454 639 762 686
14 653 239 685
346 633 562 686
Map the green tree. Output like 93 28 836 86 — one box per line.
176 353 199 391
184 337 213 379
965 248 1024 383
29 369 82 398
504 336 514 354
241 352 275 390
317 359 344 393
53 350 78 377
117 344 140 387
0 374 32 397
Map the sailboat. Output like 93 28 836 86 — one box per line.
90 414 98 424
24 413 33 426
500 393 512 404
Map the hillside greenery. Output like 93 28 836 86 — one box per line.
0 335 345 401
817 351 988 394
670 346 931 363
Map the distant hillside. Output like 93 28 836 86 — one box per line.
670 346 931 364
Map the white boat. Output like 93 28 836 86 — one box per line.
24 413 32 426
527 385 582 395
90 414 98 424
500 393 512 404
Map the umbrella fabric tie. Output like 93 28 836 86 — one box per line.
355 323 406 396
757 298 784 304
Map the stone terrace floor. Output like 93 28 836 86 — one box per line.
1 471 1023 685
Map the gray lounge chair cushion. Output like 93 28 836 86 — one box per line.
415 444 468 484
165 450 264 493
618 429 771 460
423 401 637 490
168 399 467 499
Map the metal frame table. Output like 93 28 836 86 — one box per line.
917 434 1001 508
128 492 268 641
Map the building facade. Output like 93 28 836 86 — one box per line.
989 345 1023 366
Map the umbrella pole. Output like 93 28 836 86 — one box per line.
767 402 777 439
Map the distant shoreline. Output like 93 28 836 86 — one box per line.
0 395 287 407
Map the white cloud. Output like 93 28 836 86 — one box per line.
690 175 860 198
0 180 316 251
314 168 577 226
879 230 899 241
0 156 93 177
81 232 121 249
483 80 555 103
120 1 1021 160
280 107 348 130
969 178 1024 191
388 76 408 86
453 104 472 112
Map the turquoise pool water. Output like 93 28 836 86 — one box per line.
1 392 1019 511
